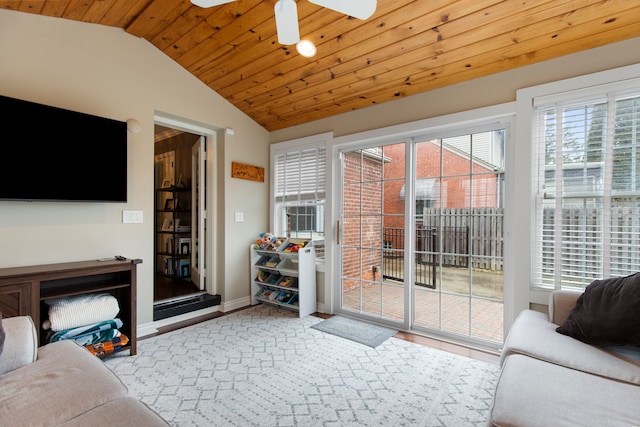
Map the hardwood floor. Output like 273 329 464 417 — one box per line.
394 330 500 365
154 274 202 302
150 306 500 365
311 312 500 365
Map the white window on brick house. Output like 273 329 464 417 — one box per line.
532 83 640 289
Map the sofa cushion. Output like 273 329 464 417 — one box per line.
489 354 640 427
556 272 640 346
502 310 640 385
0 316 38 375
548 289 582 325
0 340 127 427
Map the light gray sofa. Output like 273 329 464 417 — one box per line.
0 315 169 427
488 289 640 427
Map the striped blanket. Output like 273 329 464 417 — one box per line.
45 318 123 346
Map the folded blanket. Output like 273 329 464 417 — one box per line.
45 318 123 345
43 293 120 331
71 330 121 346
84 334 129 357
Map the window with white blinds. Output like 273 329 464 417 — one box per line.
274 147 326 245
274 147 326 203
532 85 640 289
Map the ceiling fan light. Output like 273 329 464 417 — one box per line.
190 0 235 8
296 39 317 58
274 0 300 45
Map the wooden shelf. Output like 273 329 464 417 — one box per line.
0 258 141 356
40 281 130 300
156 186 192 280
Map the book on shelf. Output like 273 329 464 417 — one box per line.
162 257 190 278
178 237 191 255
163 257 174 275
179 259 190 278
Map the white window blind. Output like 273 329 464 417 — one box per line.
275 147 326 202
533 87 640 289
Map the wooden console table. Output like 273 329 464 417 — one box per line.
0 258 141 356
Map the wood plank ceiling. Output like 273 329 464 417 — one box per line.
2 0 639 131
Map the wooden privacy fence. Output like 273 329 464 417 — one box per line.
422 207 505 271
382 208 504 287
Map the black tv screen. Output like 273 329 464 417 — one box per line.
0 94 127 202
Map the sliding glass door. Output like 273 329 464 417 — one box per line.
338 128 505 348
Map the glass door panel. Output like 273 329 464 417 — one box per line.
340 144 406 324
412 131 505 345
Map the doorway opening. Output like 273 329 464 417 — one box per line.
153 123 220 320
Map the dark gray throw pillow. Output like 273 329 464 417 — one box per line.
556 273 640 345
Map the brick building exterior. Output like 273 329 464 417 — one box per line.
341 141 500 289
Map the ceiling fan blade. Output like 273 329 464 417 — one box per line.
309 0 376 20
274 0 300 45
190 0 235 8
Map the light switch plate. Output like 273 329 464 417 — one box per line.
123 210 143 224
234 211 244 222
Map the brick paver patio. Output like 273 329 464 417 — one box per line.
342 266 504 344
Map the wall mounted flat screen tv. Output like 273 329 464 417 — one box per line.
0 94 127 202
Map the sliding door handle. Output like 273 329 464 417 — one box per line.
336 220 340 245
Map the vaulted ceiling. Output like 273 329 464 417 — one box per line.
2 0 639 131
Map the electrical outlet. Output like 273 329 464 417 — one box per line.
122 210 143 224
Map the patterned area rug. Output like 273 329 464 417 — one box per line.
311 315 398 347
104 305 499 426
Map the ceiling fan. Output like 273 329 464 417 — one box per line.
190 0 377 45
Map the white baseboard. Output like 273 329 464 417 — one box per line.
222 296 251 312
137 322 158 339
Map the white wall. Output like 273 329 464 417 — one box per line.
0 10 270 325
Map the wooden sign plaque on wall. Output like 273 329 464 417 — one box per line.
231 161 264 182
